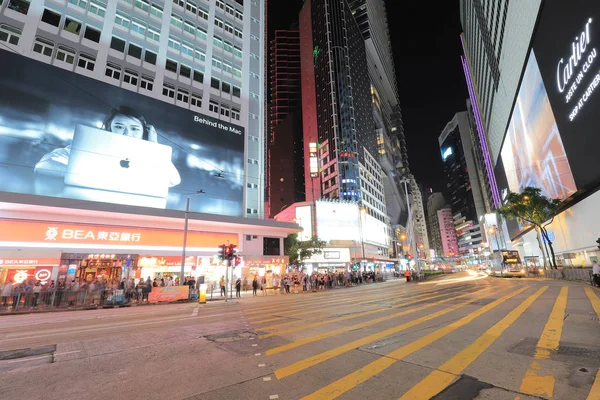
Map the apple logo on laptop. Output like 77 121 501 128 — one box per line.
120 158 130 168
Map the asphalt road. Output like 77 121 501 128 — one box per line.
1 273 599 400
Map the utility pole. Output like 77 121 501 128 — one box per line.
180 197 190 285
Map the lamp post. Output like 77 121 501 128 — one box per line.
488 225 501 252
180 190 205 286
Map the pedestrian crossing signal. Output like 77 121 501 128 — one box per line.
218 244 227 260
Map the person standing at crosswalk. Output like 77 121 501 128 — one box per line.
593 260 600 286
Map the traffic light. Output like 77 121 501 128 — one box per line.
234 256 241 267
405 254 412 261
226 244 237 259
218 244 226 261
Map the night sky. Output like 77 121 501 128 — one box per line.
268 0 468 191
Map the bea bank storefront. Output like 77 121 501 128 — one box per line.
0 194 298 287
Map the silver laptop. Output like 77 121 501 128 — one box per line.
65 125 173 198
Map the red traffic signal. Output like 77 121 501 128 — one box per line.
226 244 237 258
234 256 241 266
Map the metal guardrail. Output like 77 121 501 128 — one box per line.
544 268 593 282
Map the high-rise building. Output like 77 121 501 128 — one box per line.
426 192 447 258
0 0 300 285
348 0 409 227
439 111 486 258
268 30 301 140
438 208 459 257
408 175 429 260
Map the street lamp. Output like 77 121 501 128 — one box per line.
180 190 205 285
359 207 367 264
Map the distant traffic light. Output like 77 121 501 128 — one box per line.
405 254 412 261
218 244 226 261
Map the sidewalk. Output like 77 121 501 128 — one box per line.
0 278 401 316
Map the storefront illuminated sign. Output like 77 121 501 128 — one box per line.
0 220 238 249
309 142 319 177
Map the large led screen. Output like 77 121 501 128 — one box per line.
0 51 244 216
533 0 600 190
500 51 577 201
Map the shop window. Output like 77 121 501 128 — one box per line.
110 36 126 52
77 53 95 70
63 17 82 35
140 75 153 91
83 25 101 42
144 49 157 65
41 9 62 27
7 0 31 15
32 37 54 58
0 24 21 46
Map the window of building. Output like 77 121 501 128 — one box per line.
221 81 230 94
181 42 194 57
162 83 175 98
231 107 240 120
210 77 220 89
147 26 160 41
234 9 243 21
214 18 224 29
234 66 242 78
77 53 95 70
41 9 61 27
144 49 157 64
110 36 126 52
191 93 202 108
134 0 149 12
89 1 106 18
194 48 205 62
193 69 203 83
68 0 87 10
83 25 100 42
183 21 195 35
168 36 180 51
105 63 121 80
150 4 162 18
195 27 207 41
131 19 146 35
215 0 224 10
123 69 138 86
234 28 243 39
249 91 258 99
32 37 54 57
0 24 21 46
233 46 242 58
222 60 232 74
170 14 183 29
211 56 222 70
232 86 240 97
140 75 153 90
174 0 185 7
7 0 31 15
224 23 234 35
249 113 258 120
165 58 178 73
208 100 219 113
127 43 142 59
213 35 223 48
225 4 234 16
251 16 259 24
223 40 233 53
250 34 258 41
55 46 76 64
220 104 229 117
179 64 191 78
185 1 196 14
198 6 208 20
115 11 130 29
177 88 189 103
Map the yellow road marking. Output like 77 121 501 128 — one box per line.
274 286 504 379
248 316 289 325
587 369 600 400
258 287 455 330
300 286 529 400
267 285 499 357
519 287 568 397
585 287 600 400
260 288 473 339
399 286 547 400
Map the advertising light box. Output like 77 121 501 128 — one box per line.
0 51 244 216
532 0 600 190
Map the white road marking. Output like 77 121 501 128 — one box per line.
191 308 199 316
263 377 272 381
7 355 51 364
252 344 258 347
258 364 265 367
54 350 81 356
269 395 279 399
255 353 261 356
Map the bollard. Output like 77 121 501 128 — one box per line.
199 283 207 304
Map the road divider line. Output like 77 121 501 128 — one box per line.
399 286 547 400
519 287 568 398
257 286 464 331
259 288 476 339
273 286 505 379
300 286 530 400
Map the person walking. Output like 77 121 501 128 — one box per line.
593 260 600 286
252 276 258 296
1 280 12 308
235 278 241 298
404 269 411 282
220 276 226 297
